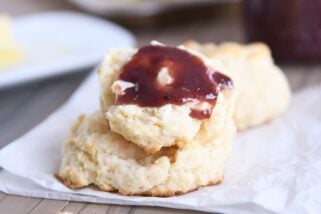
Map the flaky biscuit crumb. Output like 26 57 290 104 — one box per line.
58 112 235 196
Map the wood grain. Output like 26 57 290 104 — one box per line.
106 205 132 214
0 195 42 213
62 202 87 213
132 207 202 214
0 193 5 201
78 203 110 214
0 71 89 149
0 0 321 214
29 199 69 214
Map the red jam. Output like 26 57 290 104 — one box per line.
115 45 233 119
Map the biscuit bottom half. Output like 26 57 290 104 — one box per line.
58 111 235 196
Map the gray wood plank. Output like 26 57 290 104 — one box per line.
132 207 204 214
0 195 42 213
0 71 89 149
78 203 110 214
62 202 87 213
30 199 69 214
106 205 132 214
0 193 5 201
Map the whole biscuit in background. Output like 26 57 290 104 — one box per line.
185 41 291 130
58 111 235 196
99 43 235 153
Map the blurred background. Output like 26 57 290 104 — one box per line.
1 0 321 146
0 0 243 45
3 0 321 60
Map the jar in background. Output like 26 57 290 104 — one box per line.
243 0 321 62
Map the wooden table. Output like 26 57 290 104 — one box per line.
1 0 321 213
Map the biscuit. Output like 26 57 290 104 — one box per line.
99 44 235 153
185 41 291 130
58 111 235 196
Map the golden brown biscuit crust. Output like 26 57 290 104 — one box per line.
56 173 222 197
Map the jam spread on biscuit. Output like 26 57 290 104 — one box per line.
115 45 233 119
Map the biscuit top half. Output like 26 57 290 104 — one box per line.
111 43 233 120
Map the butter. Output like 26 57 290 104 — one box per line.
0 16 23 69
157 66 173 86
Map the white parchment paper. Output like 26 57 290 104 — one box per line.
0 72 320 214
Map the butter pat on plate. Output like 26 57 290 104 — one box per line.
0 12 135 89
0 16 23 69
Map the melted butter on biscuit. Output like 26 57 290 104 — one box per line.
112 80 135 96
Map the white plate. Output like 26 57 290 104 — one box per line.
68 0 238 17
0 11 136 89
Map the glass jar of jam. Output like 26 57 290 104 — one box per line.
243 0 321 62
